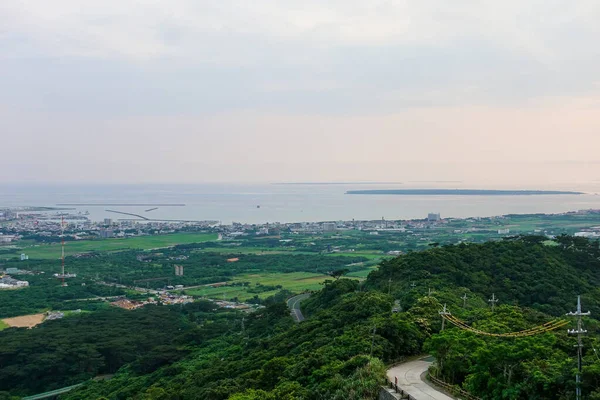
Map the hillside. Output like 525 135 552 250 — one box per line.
2 236 600 399
368 235 600 316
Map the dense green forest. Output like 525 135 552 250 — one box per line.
367 235 600 399
61 282 422 400
368 235 600 316
1 236 600 399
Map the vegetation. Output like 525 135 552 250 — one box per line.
183 272 333 302
63 282 423 400
0 305 223 397
368 235 600 316
367 236 600 399
0 249 369 317
2 233 218 259
1 235 600 399
0 275 123 319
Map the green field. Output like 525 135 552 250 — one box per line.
0 320 8 331
193 247 387 260
3 233 218 260
346 266 378 278
184 272 340 301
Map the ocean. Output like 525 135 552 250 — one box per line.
2 183 600 224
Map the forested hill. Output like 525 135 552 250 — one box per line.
8 236 600 399
367 235 600 316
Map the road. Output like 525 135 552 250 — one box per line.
386 357 455 400
22 383 84 400
286 293 310 322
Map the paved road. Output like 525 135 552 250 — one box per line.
386 358 455 400
286 293 310 322
22 383 84 400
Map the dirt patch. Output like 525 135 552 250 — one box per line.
2 313 45 328
297 275 328 281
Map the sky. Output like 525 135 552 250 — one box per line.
1 0 600 185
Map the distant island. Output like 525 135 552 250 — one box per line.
346 189 584 195
274 182 403 185
56 203 186 206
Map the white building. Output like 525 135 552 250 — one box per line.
322 222 337 232
427 213 441 222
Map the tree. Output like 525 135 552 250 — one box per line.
327 269 349 280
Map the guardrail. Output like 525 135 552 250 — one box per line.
427 374 481 400
22 383 84 400
386 380 417 400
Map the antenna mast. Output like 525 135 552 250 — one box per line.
567 295 590 400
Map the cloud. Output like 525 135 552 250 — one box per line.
1 1 600 184
2 1 600 62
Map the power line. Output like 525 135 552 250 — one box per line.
441 313 567 337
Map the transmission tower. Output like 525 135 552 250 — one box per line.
60 217 67 287
488 293 498 312
567 295 590 400
462 293 468 308
439 304 450 331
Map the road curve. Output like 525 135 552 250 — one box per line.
286 293 310 322
386 357 455 400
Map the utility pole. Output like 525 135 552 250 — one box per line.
488 293 498 312
439 304 450 331
567 295 590 400
369 325 377 357
462 293 468 308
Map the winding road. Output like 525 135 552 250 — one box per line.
386 357 454 400
286 293 310 322
283 295 453 399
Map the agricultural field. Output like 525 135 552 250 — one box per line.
346 266 378 278
0 319 8 331
183 271 341 301
1 313 45 328
2 232 218 260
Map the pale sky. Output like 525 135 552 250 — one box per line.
2 1 600 185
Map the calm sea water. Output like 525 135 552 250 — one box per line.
2 183 600 224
